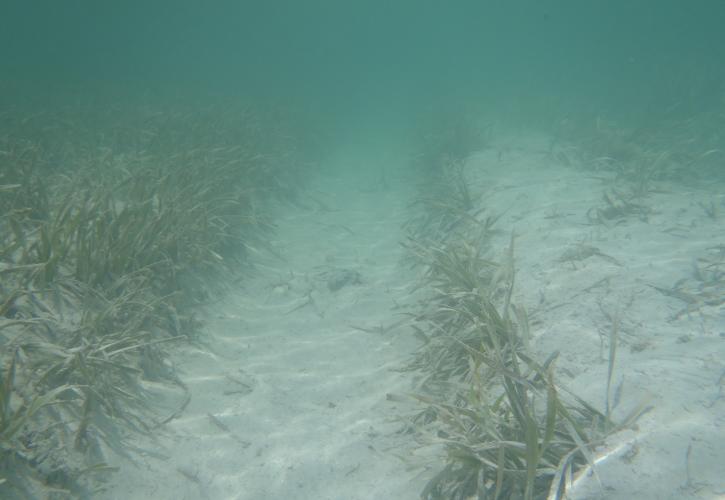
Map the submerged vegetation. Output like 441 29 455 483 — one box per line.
0 99 314 498
398 91 725 497
399 114 653 499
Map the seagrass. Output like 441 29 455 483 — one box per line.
0 100 313 497
400 114 647 500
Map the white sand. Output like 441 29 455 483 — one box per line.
100 136 725 500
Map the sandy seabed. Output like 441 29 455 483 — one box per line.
100 135 725 500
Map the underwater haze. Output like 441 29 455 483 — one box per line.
1 2 725 500
3 1 725 129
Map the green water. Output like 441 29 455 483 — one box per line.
3 1 724 141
